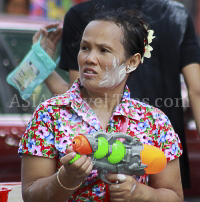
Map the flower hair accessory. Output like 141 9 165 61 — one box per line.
141 29 155 63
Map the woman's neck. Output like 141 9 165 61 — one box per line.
81 87 124 113
82 87 124 130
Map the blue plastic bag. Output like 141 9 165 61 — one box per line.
6 36 60 100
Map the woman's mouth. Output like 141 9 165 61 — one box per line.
83 67 97 77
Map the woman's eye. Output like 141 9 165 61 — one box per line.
101 48 110 53
81 46 88 51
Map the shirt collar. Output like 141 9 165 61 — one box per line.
49 79 142 122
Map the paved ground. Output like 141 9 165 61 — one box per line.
7 185 23 202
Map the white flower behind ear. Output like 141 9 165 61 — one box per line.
147 30 155 44
144 44 153 58
141 29 155 63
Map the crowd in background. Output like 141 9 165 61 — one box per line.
0 0 199 42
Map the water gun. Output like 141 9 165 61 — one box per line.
69 132 167 184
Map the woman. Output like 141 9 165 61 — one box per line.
19 9 184 202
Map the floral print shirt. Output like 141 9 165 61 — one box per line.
18 79 182 202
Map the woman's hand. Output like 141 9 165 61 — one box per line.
32 23 62 58
59 148 93 188
106 174 137 202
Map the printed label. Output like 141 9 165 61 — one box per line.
12 61 39 92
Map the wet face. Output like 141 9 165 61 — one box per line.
78 20 128 92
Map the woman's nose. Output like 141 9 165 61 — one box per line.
86 51 97 64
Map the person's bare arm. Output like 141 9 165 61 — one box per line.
21 149 92 202
106 158 183 202
69 69 79 87
182 63 200 136
147 158 183 201
44 71 69 95
44 69 79 95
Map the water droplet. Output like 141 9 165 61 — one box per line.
11 127 18 135
3 58 10 67
0 130 6 137
11 39 17 46
5 137 15 146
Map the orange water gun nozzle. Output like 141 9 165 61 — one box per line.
72 134 92 155
141 144 167 174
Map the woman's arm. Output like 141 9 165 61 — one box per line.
44 71 69 95
182 63 200 136
106 158 184 202
147 158 183 201
44 69 79 95
21 149 93 202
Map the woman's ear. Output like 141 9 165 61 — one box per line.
126 53 141 73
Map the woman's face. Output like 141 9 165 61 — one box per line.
78 20 128 91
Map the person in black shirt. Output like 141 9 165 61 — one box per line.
33 0 200 189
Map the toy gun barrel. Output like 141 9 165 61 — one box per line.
141 144 167 174
70 133 167 175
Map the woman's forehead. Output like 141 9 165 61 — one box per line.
82 20 123 42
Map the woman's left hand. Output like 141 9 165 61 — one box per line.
106 174 137 202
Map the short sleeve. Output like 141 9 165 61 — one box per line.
18 104 57 159
180 15 200 70
153 109 183 161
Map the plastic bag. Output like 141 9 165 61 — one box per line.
6 36 60 100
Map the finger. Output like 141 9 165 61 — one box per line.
76 158 93 179
50 28 63 45
44 23 60 30
32 28 46 44
66 148 74 154
39 26 59 48
60 151 76 165
32 23 59 43
109 179 137 198
109 189 130 202
109 189 125 196
75 157 92 175
106 174 127 183
85 159 93 175
109 183 125 192
48 28 62 45
39 28 50 50
110 197 124 202
69 155 88 170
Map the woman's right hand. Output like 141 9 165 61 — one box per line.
32 23 62 58
59 148 93 188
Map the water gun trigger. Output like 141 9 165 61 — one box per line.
99 170 115 185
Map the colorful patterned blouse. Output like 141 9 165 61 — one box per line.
18 79 182 202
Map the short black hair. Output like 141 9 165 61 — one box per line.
93 8 149 60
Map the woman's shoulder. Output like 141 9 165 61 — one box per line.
128 98 169 120
37 91 71 110
129 98 160 111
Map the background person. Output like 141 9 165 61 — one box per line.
19 9 183 202
5 0 30 15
